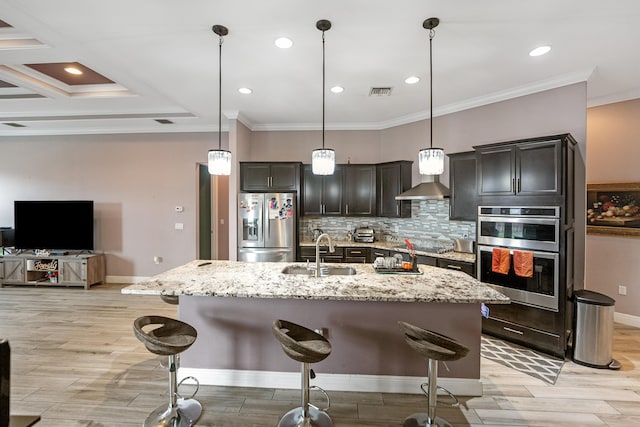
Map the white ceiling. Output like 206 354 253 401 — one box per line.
0 0 639 136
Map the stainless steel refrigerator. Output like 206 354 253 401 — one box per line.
237 192 296 262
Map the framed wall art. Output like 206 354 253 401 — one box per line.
587 182 640 237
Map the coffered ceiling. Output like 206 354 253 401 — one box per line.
0 0 638 136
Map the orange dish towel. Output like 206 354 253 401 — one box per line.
491 248 511 274
513 250 534 278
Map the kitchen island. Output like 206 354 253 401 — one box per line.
122 260 508 396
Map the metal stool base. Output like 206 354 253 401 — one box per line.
277 405 333 427
144 398 202 427
402 413 453 427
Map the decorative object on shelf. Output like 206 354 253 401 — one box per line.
208 24 232 176
46 270 58 283
418 17 445 176
587 182 640 237
33 259 58 271
311 19 336 176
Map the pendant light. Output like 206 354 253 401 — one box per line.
311 19 335 175
418 17 445 176
208 24 232 176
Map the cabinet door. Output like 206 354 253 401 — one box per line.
517 140 561 195
322 165 344 215
302 165 323 215
449 152 477 220
344 165 376 216
376 162 412 218
0 258 24 284
241 163 300 191
59 259 86 285
269 164 299 190
241 164 271 191
477 146 515 195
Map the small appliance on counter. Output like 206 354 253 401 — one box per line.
453 238 475 254
311 228 324 241
353 227 375 243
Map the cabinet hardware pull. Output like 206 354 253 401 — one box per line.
517 178 521 193
447 264 462 270
351 250 362 254
396 204 399 216
503 326 524 335
346 204 349 215
512 178 515 193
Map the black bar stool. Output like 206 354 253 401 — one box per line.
133 315 202 427
398 321 469 427
272 320 333 427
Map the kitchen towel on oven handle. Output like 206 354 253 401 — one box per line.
491 248 511 274
513 250 534 278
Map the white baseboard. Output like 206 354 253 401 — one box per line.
615 312 640 328
178 367 483 397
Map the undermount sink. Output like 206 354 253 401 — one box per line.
281 265 356 276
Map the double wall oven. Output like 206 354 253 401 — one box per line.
477 206 561 312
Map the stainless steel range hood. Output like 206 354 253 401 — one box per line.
395 174 449 200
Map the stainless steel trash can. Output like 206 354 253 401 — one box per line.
572 290 620 369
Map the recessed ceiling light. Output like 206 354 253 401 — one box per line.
529 45 551 57
330 86 344 93
64 66 83 75
274 37 293 49
238 87 252 94
405 76 420 84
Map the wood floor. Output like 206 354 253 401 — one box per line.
1 283 639 426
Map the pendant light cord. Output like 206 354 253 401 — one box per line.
322 30 326 150
429 27 434 149
218 35 223 150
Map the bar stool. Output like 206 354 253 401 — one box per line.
160 294 180 305
133 315 202 427
398 321 470 427
272 320 333 427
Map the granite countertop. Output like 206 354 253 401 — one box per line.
121 260 508 304
299 240 476 263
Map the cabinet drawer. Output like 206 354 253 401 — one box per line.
436 258 474 276
301 246 344 262
345 248 368 257
482 316 563 358
344 256 367 264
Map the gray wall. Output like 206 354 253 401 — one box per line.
586 98 640 319
0 132 222 277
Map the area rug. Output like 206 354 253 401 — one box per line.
481 335 564 384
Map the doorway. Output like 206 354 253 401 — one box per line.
197 164 230 260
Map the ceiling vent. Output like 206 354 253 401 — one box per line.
369 87 393 97
3 122 26 127
154 119 174 124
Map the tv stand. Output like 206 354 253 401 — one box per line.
0 253 105 290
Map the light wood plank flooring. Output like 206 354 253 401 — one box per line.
1 283 639 426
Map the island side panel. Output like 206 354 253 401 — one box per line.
179 296 481 379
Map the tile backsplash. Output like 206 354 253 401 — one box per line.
300 199 475 249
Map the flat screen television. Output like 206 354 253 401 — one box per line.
14 200 94 251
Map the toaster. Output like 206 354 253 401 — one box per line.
353 227 375 243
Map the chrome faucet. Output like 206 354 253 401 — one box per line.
315 233 335 277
